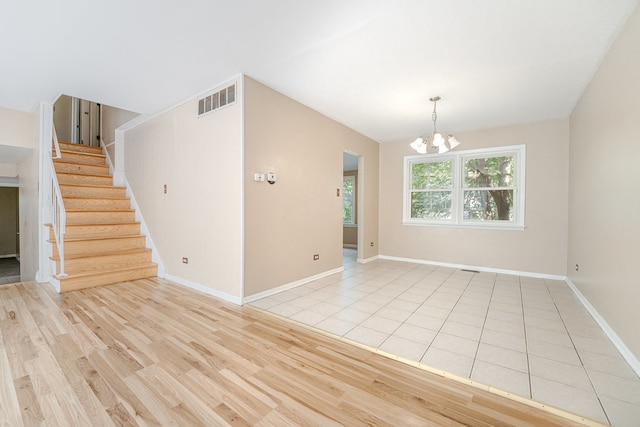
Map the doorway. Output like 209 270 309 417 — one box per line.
0 186 20 284
54 95 101 146
343 151 361 263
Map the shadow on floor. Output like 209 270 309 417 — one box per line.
0 257 20 285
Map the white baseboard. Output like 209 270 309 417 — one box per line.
343 244 357 249
565 278 640 377
242 266 344 304
357 255 379 264
164 273 242 305
378 255 566 280
120 175 166 278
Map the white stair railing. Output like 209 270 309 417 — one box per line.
48 126 68 277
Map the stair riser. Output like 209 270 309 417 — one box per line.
56 151 106 166
57 173 113 186
64 198 131 211
66 211 136 225
55 251 153 275
52 236 147 257
57 142 103 155
54 162 110 176
61 185 126 198
59 265 158 292
51 223 141 240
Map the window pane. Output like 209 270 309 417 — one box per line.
463 189 513 221
464 156 514 188
343 178 354 223
411 191 452 219
411 161 452 190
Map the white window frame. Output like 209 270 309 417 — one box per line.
403 144 526 230
343 175 356 225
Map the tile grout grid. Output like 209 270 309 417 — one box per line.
249 249 640 426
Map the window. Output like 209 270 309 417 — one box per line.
343 175 355 224
404 145 525 229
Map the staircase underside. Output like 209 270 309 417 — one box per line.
50 141 157 292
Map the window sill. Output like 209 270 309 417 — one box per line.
402 221 525 231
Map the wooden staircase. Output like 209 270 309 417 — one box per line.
50 141 157 292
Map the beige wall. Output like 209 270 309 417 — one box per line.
243 76 379 297
0 187 18 256
102 105 140 144
124 79 243 298
53 95 73 142
0 106 35 149
18 145 39 280
102 104 140 165
568 4 640 358
0 106 38 279
380 119 569 276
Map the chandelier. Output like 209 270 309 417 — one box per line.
410 96 461 154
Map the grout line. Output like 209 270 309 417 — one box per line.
546 279 612 425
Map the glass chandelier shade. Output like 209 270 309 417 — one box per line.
411 96 461 154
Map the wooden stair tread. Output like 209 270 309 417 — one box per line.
66 209 135 213
57 171 112 179
48 234 144 244
55 149 106 158
62 196 131 201
60 183 126 189
51 247 151 261
59 263 157 281
62 222 140 227
58 264 158 292
53 159 108 165
58 141 102 150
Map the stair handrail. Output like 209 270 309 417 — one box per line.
48 125 68 277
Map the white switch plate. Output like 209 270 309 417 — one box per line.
254 173 265 182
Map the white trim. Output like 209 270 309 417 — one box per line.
401 221 526 231
120 174 166 278
239 75 245 302
242 267 344 304
164 273 242 305
357 255 380 264
565 278 640 377
0 254 18 259
0 177 19 187
378 255 566 280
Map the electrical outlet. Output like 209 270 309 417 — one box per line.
575 263 579 272
313 254 319 260
370 242 374 247
182 257 189 264
163 184 167 194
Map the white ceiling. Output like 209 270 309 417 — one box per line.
1 0 637 143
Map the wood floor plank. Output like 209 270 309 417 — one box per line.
0 279 602 426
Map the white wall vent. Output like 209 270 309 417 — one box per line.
198 83 236 117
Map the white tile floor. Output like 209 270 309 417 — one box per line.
250 249 640 426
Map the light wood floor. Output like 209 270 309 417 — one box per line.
0 278 599 426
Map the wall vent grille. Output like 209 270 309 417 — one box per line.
198 83 236 116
